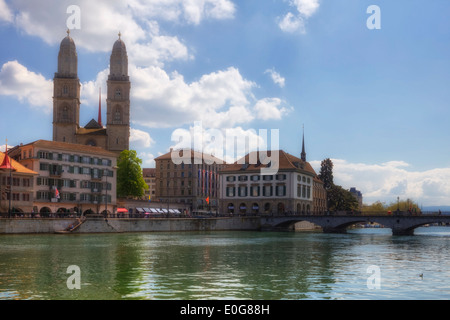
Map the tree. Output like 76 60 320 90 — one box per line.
318 158 334 190
117 150 148 198
318 158 359 212
327 185 359 212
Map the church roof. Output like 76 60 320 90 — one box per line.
84 118 103 129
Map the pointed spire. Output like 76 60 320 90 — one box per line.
301 125 306 162
98 87 103 127
0 138 16 171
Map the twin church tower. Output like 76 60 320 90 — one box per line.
52 30 130 154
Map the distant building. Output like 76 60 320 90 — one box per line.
10 140 118 216
142 168 156 201
349 187 363 211
0 148 37 214
155 149 225 213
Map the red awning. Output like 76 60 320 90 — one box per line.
116 208 128 213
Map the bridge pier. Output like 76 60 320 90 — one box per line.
391 228 414 236
322 227 348 234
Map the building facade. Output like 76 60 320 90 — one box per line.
10 140 118 215
52 30 130 154
219 150 321 215
155 149 225 213
0 150 37 214
349 187 363 211
142 168 156 201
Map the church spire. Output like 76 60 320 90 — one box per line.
301 125 306 162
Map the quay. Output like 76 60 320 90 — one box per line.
0 212 449 235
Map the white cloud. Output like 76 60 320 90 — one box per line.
132 66 255 128
278 12 305 33
128 0 236 25
265 68 285 88
253 98 291 121
279 0 320 33
138 151 156 168
0 0 13 22
130 128 155 149
292 0 320 18
170 124 266 164
0 60 52 112
310 158 450 206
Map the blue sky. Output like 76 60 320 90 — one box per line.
0 0 450 207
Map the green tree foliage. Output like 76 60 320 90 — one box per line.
318 158 359 212
363 199 422 214
117 150 148 198
318 158 334 190
327 185 360 212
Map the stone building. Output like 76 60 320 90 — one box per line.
219 133 327 216
0 147 37 214
10 140 118 215
155 149 225 214
142 168 156 201
52 30 130 154
219 150 318 215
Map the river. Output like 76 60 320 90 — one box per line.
0 227 449 300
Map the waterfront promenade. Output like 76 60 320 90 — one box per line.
0 211 448 235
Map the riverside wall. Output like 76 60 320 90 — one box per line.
0 216 262 234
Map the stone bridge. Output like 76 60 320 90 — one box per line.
260 214 450 236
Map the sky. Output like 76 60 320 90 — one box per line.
0 0 449 207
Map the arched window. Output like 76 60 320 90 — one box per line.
115 88 121 98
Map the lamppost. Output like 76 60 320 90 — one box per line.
397 196 400 213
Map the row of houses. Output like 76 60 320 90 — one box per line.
0 136 329 216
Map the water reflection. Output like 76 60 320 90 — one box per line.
0 227 449 300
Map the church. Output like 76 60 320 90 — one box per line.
52 30 130 155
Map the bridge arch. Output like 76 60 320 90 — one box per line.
262 214 450 235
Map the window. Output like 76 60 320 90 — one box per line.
226 176 236 182
238 175 248 182
263 175 273 181
227 187 235 197
114 106 121 122
250 186 260 197
276 185 286 197
115 89 121 98
251 175 260 181
263 185 273 197
238 186 247 197
276 174 286 180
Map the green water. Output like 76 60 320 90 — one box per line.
0 227 449 300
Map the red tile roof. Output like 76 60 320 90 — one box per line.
220 150 317 176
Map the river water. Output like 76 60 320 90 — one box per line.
0 227 449 300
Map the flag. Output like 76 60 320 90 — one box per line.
206 197 210 205
55 187 60 199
